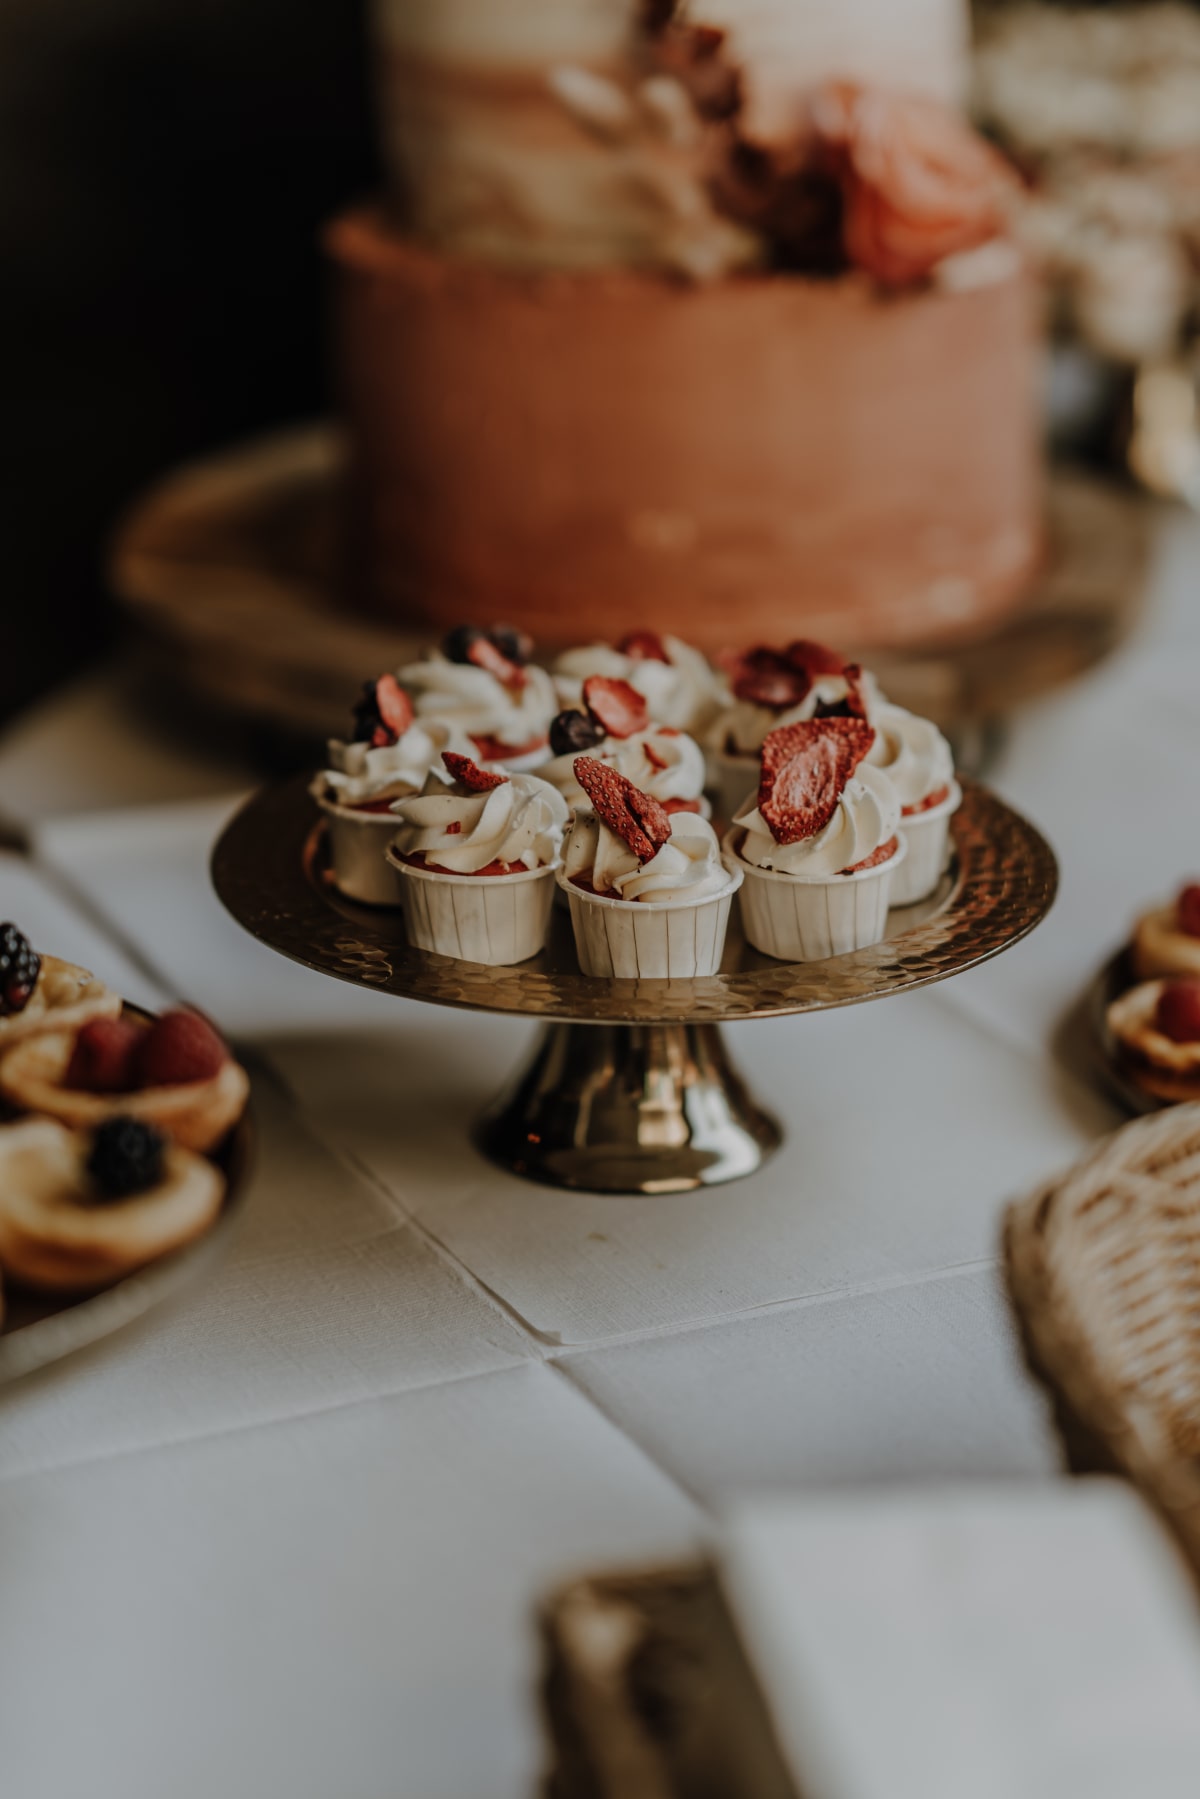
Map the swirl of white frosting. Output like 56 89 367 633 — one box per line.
706 667 885 756
865 704 955 812
322 722 450 807
390 771 568 874
539 727 707 810
563 809 731 904
553 636 722 735
397 651 558 753
734 762 901 876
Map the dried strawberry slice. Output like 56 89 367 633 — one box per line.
574 758 672 862
374 673 414 740
618 630 670 664
758 718 875 846
442 752 509 792
583 676 649 739
727 646 810 711
642 740 668 771
467 635 527 691
843 836 898 874
784 639 848 678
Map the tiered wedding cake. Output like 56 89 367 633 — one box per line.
328 0 1041 652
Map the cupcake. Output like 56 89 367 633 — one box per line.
386 753 568 965
553 631 721 737
1108 978 1200 1103
312 674 456 906
539 676 709 817
558 758 740 979
726 718 905 962
705 640 884 823
0 923 120 1048
1132 882 1200 980
865 704 961 905
0 1114 224 1292
398 624 558 770
0 1008 250 1153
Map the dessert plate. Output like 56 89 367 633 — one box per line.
0 1007 251 1383
212 775 1055 1195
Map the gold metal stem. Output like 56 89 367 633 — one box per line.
474 1021 781 1194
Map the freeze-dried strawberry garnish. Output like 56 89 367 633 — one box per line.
725 646 811 711
758 718 875 846
1156 980 1200 1044
785 640 847 678
618 630 670 664
1178 884 1200 939
442 752 509 792
902 784 952 818
662 796 703 815
583 676 649 739
843 836 899 874
468 733 547 763
65 1017 142 1093
135 1010 229 1088
642 740 668 772
467 635 527 691
574 759 673 862
375 674 413 740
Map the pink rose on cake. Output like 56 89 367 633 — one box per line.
813 82 1016 287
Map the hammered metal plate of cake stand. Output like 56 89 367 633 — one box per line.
211 775 1056 1194
114 425 1152 747
0 1009 253 1383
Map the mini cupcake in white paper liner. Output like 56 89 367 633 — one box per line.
892 780 962 907
704 750 760 828
557 863 742 979
386 850 558 965
312 786 407 907
726 828 907 962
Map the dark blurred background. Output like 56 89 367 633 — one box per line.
0 0 375 726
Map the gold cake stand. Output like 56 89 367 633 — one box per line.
211 775 1056 1195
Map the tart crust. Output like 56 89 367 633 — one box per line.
0 1116 224 1291
0 1028 250 1152
0 955 120 1047
1132 906 1200 981
1107 980 1200 1103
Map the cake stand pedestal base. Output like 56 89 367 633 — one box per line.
474 1021 781 1195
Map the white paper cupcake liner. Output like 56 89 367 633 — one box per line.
726 830 908 962
893 780 962 906
385 848 558 965
557 865 742 979
704 750 760 829
312 786 408 907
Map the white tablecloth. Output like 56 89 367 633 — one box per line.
0 507 1196 1798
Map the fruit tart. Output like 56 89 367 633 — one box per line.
397 624 558 771
559 758 740 979
0 922 120 1047
0 1008 249 1153
386 752 568 965
538 677 709 817
725 718 906 962
1132 882 1200 981
0 1114 224 1291
1107 978 1200 1104
704 641 884 823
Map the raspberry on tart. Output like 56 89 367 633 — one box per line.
1107 979 1200 1103
0 1008 250 1153
0 1115 224 1292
